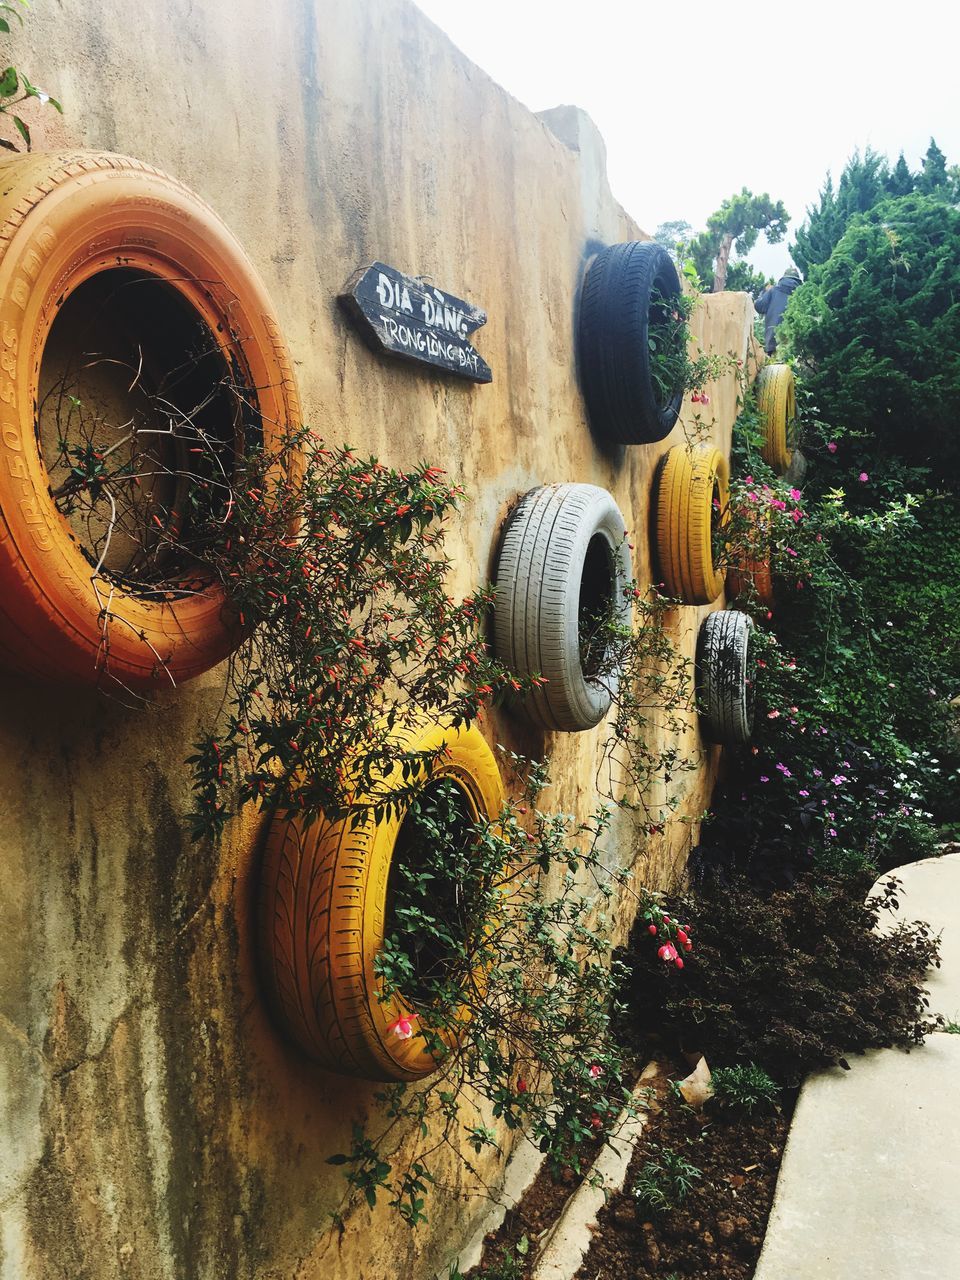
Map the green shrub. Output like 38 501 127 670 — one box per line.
782 193 960 481
619 874 941 1086
710 1064 779 1114
631 1145 701 1217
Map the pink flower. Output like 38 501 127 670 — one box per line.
677 929 689 944
388 1015 414 1040
789 488 802 500
744 476 754 485
799 789 809 797
760 775 770 783
770 498 787 511
589 1063 603 1079
859 472 869 483
786 547 798 557
658 943 679 963
701 394 710 405
827 442 837 453
767 709 780 719
675 957 685 969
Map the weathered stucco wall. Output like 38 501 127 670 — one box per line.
0 2 753 1277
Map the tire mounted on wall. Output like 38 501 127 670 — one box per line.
654 444 730 604
578 241 684 445
0 151 300 688
757 363 796 473
258 722 504 1082
696 609 755 745
493 483 632 731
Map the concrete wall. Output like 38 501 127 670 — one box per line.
0 2 753 1276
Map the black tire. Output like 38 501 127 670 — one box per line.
696 610 755 745
578 241 684 445
493 484 632 731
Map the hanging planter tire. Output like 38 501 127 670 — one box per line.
0 151 300 688
757 363 796 473
726 508 775 609
696 609 755 745
654 445 730 604
578 241 684 445
493 483 632 731
258 721 504 1082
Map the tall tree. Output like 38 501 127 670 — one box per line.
652 219 693 267
689 189 788 292
791 148 890 278
917 138 948 193
885 152 915 197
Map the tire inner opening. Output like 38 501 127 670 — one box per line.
384 777 482 1010
578 533 616 679
648 280 685 411
38 268 246 589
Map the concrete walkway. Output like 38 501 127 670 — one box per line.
754 853 960 1280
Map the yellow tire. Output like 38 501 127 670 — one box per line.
757 364 796 473
654 445 730 604
258 722 504 1081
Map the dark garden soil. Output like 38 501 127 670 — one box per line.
464 1061 794 1280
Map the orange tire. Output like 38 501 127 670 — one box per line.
654 444 730 604
726 509 775 608
258 722 505 1081
0 151 300 688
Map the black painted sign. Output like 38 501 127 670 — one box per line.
340 262 492 383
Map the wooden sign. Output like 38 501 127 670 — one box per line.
340 262 492 383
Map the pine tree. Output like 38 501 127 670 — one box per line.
689 189 788 292
791 148 890 277
885 152 914 197
917 138 948 194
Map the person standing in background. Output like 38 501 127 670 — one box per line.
755 267 802 354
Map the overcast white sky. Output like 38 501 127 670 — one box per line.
412 0 959 281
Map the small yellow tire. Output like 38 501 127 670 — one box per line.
258 722 504 1081
654 445 730 604
757 364 796 473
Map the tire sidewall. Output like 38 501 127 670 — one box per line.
0 154 299 685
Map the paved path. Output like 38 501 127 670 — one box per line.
754 853 960 1280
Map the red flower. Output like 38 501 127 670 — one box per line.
658 943 679 963
648 924 658 936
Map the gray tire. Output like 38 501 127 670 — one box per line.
783 448 808 488
493 484 632 731
697 609 755 745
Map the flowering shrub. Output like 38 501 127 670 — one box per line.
329 756 634 1225
619 873 942 1086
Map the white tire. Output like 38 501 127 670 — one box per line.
493 484 632 731
697 609 755 745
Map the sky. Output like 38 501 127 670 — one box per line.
412 0 959 281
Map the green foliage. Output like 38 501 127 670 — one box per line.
791 148 892 278
689 188 789 292
652 219 693 266
631 1145 701 1216
0 2 62 152
724 260 769 295
331 756 636 1223
710 1064 779 1115
619 874 942 1087
782 193 960 477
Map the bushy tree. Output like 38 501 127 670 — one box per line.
791 148 891 277
782 193 960 477
689 188 789 292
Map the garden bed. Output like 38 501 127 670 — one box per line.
461 1060 794 1280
